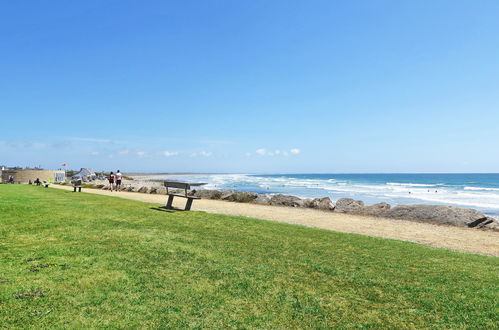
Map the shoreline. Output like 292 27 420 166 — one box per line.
123 173 499 217
49 184 499 256
69 175 499 227
88 175 499 226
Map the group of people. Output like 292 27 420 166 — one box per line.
107 170 123 192
28 178 42 186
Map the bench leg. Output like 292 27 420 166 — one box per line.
166 195 174 209
185 198 193 211
78 187 82 192
73 186 76 192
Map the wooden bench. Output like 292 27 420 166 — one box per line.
164 181 200 211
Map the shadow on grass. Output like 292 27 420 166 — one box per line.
150 207 177 213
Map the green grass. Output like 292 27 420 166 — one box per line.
0 185 497 328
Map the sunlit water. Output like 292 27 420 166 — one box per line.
144 173 499 217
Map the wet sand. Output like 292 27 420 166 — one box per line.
51 184 499 257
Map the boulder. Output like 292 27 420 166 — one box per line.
270 194 304 207
156 187 167 195
126 186 135 192
222 191 259 203
478 217 499 229
220 190 236 200
137 186 149 193
190 189 223 200
308 197 335 210
253 194 271 205
207 190 224 199
302 198 314 208
384 204 490 228
334 198 365 213
149 187 158 194
358 202 391 216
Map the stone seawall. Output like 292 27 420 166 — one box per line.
1 170 65 184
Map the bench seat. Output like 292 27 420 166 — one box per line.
167 193 200 199
163 181 200 211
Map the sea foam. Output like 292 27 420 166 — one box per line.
147 173 499 216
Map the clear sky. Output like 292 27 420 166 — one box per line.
1 1 499 173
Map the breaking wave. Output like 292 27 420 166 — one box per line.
464 186 499 191
144 173 499 216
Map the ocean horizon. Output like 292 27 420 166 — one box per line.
140 173 499 218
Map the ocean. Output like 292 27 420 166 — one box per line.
155 173 499 217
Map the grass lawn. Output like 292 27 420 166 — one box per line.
0 185 498 328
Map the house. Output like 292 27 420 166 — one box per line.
72 168 97 182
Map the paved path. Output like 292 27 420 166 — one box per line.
51 185 499 256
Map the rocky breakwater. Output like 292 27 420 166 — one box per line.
107 185 499 230
189 190 499 229
333 198 499 229
189 189 334 210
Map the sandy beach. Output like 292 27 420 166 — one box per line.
50 184 499 257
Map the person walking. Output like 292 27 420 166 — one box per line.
108 171 116 192
115 170 123 192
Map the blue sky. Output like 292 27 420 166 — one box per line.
1 0 499 173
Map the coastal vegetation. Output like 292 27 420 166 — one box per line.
0 185 497 328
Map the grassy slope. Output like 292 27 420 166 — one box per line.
0 185 497 328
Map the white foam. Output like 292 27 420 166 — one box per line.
386 182 440 187
140 173 499 213
464 186 499 191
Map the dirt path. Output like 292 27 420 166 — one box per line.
51 185 499 256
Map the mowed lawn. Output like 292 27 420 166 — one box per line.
0 185 497 328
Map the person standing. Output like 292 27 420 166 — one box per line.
108 171 116 192
115 170 123 192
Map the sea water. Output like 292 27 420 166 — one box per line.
156 173 499 217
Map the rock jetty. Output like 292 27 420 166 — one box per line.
100 184 499 230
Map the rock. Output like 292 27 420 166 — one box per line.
206 190 223 199
156 187 167 195
384 204 490 227
480 217 499 229
190 189 223 199
308 197 335 210
253 194 271 205
220 190 236 200
126 186 135 192
149 187 158 194
358 202 391 216
270 194 304 207
137 186 149 193
334 198 365 213
302 198 314 208
222 191 259 203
